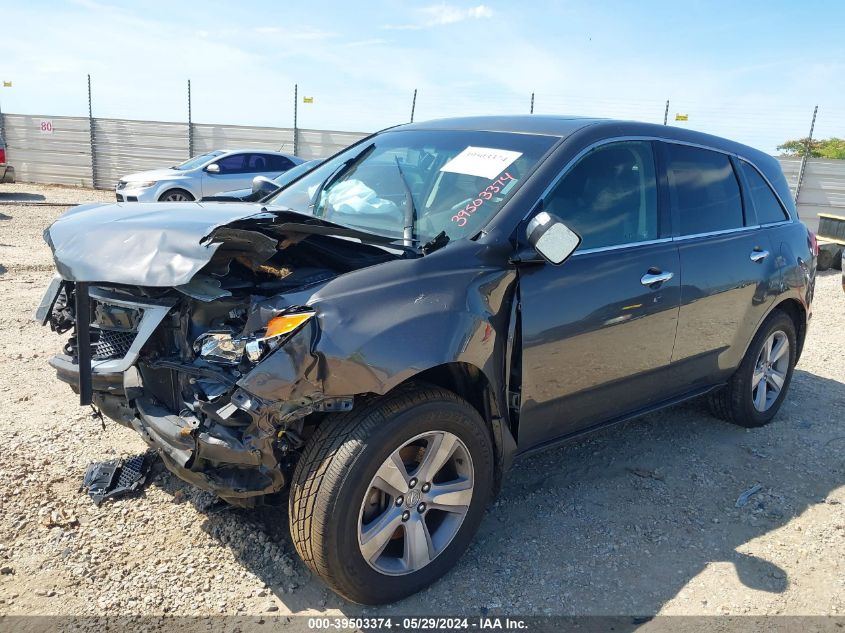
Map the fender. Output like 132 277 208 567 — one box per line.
238 258 518 415
234 237 518 429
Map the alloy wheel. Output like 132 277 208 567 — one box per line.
751 330 790 412
162 191 191 202
358 430 474 576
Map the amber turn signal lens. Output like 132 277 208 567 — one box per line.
264 312 314 338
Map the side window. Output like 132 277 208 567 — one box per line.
214 154 246 174
544 141 658 250
265 155 295 171
739 160 789 224
665 144 744 235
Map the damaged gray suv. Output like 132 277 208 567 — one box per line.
37 116 815 604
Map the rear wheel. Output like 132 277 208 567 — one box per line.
158 188 194 202
288 386 494 604
708 310 797 427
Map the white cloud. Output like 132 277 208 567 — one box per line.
384 3 492 30
420 3 493 25
344 38 390 48
254 26 335 40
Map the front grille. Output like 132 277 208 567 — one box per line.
92 328 137 361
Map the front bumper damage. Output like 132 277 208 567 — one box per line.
131 388 285 501
44 293 325 505
36 204 384 506
40 279 335 505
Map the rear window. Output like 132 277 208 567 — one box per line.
665 144 744 235
739 161 789 225
264 155 295 171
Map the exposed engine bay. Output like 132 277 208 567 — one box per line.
39 206 405 506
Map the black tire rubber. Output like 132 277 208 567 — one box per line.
817 250 832 271
288 385 495 604
707 310 797 427
158 188 194 202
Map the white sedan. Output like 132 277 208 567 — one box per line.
115 149 303 202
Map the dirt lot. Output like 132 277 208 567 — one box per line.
0 183 843 619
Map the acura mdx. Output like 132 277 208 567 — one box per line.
36 116 816 604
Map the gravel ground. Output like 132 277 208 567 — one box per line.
0 183 843 619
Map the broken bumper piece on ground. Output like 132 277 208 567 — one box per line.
81 453 151 506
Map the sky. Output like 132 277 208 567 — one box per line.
2 0 844 153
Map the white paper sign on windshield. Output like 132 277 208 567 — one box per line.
440 146 523 179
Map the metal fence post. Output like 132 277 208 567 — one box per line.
410 89 417 123
187 79 194 157
293 83 298 156
87 74 97 188
795 105 818 205
530 92 535 115
663 100 669 125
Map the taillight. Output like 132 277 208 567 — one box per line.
0 148 5 164
808 230 819 257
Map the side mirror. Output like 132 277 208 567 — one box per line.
526 211 581 265
206 163 221 174
252 175 277 194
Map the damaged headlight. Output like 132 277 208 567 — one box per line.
196 332 247 365
194 310 315 365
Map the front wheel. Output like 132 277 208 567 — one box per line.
708 310 797 427
158 188 194 202
288 386 494 604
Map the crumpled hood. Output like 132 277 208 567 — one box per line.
44 201 269 286
120 168 184 182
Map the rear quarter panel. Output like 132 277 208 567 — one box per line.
769 220 815 324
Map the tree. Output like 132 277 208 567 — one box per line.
778 137 845 159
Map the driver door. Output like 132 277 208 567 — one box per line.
517 140 681 449
201 153 250 196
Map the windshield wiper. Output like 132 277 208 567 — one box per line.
394 157 417 248
391 161 449 255
421 230 449 255
310 142 376 215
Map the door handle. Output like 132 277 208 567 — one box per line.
750 249 770 263
640 269 674 286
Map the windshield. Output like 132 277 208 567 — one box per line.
272 159 320 186
265 129 557 242
174 150 225 171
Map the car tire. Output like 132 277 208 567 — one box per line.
288 385 495 605
708 310 797 428
158 188 194 202
817 248 833 271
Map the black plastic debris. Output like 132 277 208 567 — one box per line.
81 453 151 506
